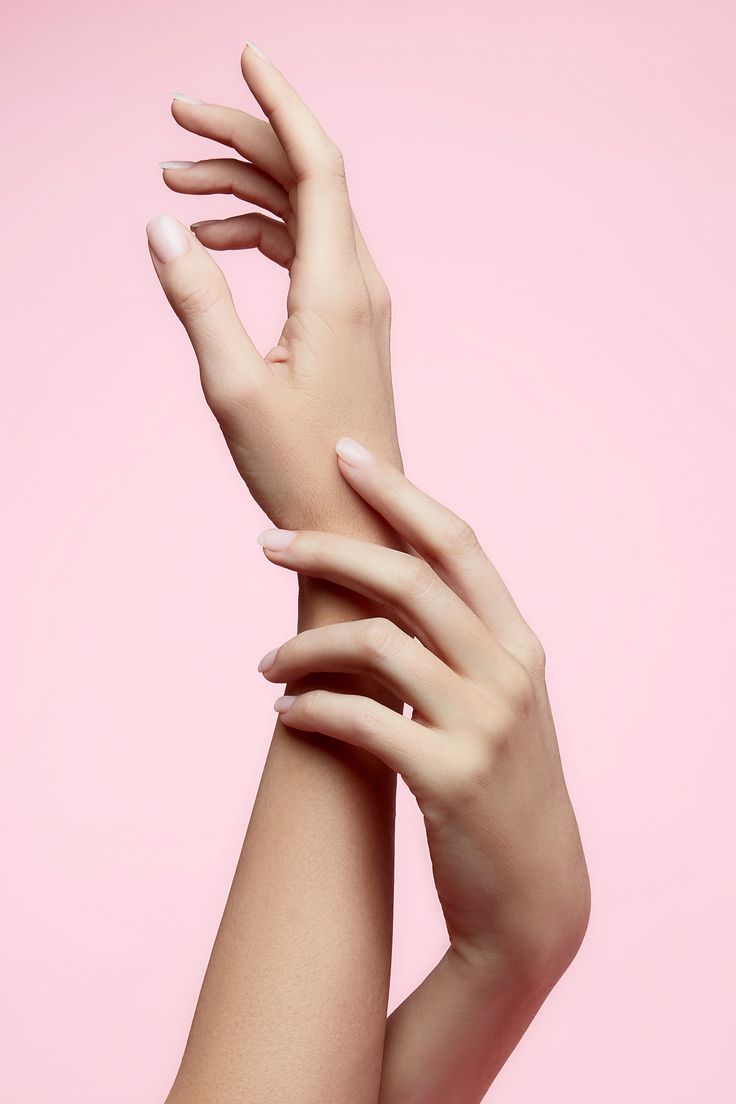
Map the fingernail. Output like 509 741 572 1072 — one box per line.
160 160 196 170
190 220 218 230
274 695 297 713
172 92 206 104
245 40 272 63
146 214 190 263
258 647 279 673
335 437 375 468
257 528 296 551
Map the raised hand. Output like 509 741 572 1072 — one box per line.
256 437 591 1100
147 44 399 536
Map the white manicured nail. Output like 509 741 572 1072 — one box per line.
171 92 205 105
160 161 196 170
257 529 296 551
245 40 272 63
274 695 297 713
146 214 190 263
335 437 376 468
258 647 279 673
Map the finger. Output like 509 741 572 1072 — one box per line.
351 211 392 323
259 619 468 728
169 97 380 316
170 98 292 186
146 213 268 408
257 529 507 682
274 689 442 792
191 213 295 268
160 158 291 219
240 44 360 282
332 438 541 666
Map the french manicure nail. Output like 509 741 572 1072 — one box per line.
245 40 272 63
258 647 279 673
160 161 196 170
274 695 297 713
257 529 296 551
172 92 206 105
335 437 375 468
146 214 190 263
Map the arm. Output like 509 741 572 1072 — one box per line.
258 439 592 1103
165 583 398 1104
149 45 403 1103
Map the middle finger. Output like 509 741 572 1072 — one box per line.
257 528 510 683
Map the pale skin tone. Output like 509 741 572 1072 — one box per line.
260 441 591 1102
148 41 589 1104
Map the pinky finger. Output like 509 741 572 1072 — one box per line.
191 212 295 268
275 689 440 790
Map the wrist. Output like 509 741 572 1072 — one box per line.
287 576 402 785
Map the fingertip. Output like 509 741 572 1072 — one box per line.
274 694 297 714
146 213 192 264
335 437 376 469
243 40 273 66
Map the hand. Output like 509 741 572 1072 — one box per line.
256 437 591 984
147 44 399 537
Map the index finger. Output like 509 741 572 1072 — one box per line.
332 438 545 671
240 42 360 284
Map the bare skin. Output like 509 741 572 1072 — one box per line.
149 41 589 1104
150 44 403 1104
259 439 591 1102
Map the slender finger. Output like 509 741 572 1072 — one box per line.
169 97 385 317
170 98 292 185
191 213 295 268
332 438 542 667
145 213 268 410
351 211 392 322
260 619 468 728
160 162 387 318
274 689 442 792
257 529 507 682
240 44 360 282
160 158 291 219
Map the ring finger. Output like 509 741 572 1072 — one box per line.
259 619 470 729
160 157 291 220
258 529 510 683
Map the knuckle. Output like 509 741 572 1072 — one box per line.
175 277 223 322
320 139 345 178
520 631 546 679
360 617 400 662
439 741 494 807
400 557 438 602
301 689 329 722
501 661 537 717
438 513 481 559
203 371 259 426
331 283 373 327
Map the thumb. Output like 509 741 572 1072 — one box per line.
146 213 267 409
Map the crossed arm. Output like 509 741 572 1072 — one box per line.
149 42 590 1104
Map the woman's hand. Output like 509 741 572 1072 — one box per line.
147 44 399 537
257 437 591 986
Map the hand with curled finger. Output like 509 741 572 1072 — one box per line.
257 436 591 1102
148 42 398 540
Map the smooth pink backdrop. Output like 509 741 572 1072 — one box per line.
2 2 734 1100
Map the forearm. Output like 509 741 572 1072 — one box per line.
166 577 399 1104
379 946 553 1104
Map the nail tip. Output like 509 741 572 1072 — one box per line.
171 92 206 105
245 40 272 63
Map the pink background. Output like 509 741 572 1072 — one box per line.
2 1 734 1099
